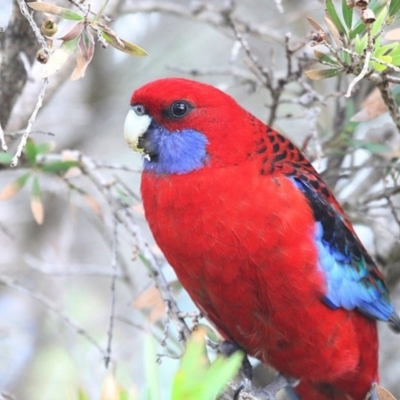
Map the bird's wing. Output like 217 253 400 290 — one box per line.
289 172 399 329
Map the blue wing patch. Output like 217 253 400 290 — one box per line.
292 177 399 328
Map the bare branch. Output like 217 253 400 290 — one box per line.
0 275 106 358
105 217 119 368
10 78 48 167
0 121 8 151
79 155 192 342
16 0 50 54
346 24 373 98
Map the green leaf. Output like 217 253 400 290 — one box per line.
350 21 367 40
388 42 400 65
326 0 347 37
342 0 353 30
25 139 37 167
305 68 343 80
101 31 148 56
201 353 243 400
350 139 391 154
389 0 400 17
36 142 56 155
350 0 388 39
172 329 242 400
375 42 397 57
0 153 13 165
355 33 368 55
371 55 392 71
0 172 31 200
31 176 44 224
40 161 80 173
77 388 90 400
372 6 388 37
314 49 338 65
28 2 83 20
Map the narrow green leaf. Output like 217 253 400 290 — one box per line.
375 42 397 57
25 139 37 167
41 160 80 173
77 388 90 400
36 141 56 155
172 330 208 400
342 0 353 30
350 0 387 39
28 2 83 20
202 353 243 399
172 329 242 400
0 153 13 165
31 177 44 224
0 172 31 200
371 7 388 37
326 0 347 36
371 0 390 15
389 0 400 17
305 68 343 80
314 49 338 66
101 31 148 56
350 139 391 154
355 33 368 55
350 21 367 40
370 55 391 71
387 43 400 57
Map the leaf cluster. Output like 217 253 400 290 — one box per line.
0 139 80 224
28 1 147 80
306 0 400 80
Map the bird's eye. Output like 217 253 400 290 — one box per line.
132 104 147 116
169 101 192 118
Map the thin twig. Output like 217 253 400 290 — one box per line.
345 24 373 98
105 217 119 368
0 121 8 151
345 51 371 97
16 0 50 54
377 76 400 134
11 78 49 167
0 276 106 357
79 155 192 342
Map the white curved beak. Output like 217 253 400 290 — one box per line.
124 109 152 153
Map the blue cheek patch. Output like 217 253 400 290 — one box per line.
143 124 209 175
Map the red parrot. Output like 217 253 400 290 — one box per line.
124 78 400 400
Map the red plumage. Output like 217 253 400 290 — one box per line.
126 78 393 400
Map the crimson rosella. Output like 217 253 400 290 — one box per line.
124 78 400 400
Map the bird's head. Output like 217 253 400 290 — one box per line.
124 78 262 175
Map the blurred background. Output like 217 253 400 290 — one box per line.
1 0 400 399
